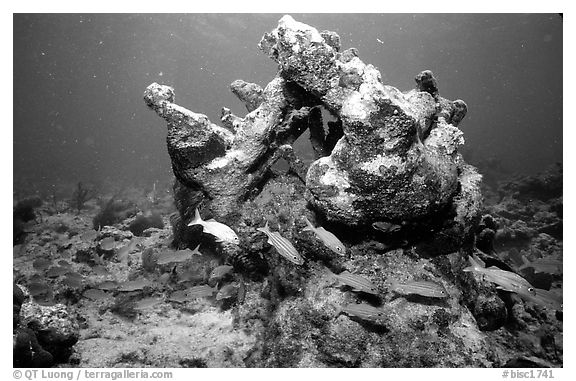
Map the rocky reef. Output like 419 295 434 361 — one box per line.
141 15 549 368
144 15 481 257
13 15 560 369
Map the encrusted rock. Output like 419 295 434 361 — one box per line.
20 302 79 362
260 15 478 229
230 80 264 112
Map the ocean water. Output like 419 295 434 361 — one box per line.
13 13 562 194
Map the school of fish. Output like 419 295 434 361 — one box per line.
177 208 561 326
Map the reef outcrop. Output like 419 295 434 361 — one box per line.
13 284 79 367
260 16 477 229
144 15 481 254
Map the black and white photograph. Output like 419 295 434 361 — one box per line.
10 7 565 374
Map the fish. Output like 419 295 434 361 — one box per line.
257 221 304 265
80 229 98 242
46 266 71 278
134 297 163 310
187 284 217 299
92 265 110 276
96 280 119 291
389 279 448 298
117 238 141 263
372 221 403 234
177 268 204 284
28 282 50 297
325 268 379 295
216 283 238 301
209 265 234 283
58 260 72 268
83 288 109 301
302 216 346 256
62 273 83 288
338 303 387 325
168 290 188 303
118 278 152 292
519 255 562 275
157 245 201 265
237 279 246 304
463 254 536 296
99 236 117 251
158 272 172 284
518 287 563 311
32 258 52 271
188 208 240 245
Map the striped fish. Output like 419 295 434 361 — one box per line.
187 284 217 299
519 255 562 275
257 222 304 265
209 265 234 283
216 283 238 301
338 303 387 325
389 279 448 298
117 238 141 263
464 254 536 297
302 216 346 256
326 268 379 295
519 287 562 311
157 244 202 265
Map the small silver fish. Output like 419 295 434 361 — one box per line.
257 222 304 265
209 265 234 283
62 273 83 288
187 284 217 299
339 303 387 325
372 221 403 234
99 237 117 251
157 245 202 265
118 278 152 292
519 287 563 311
326 268 379 295
168 290 189 303
519 255 562 275
28 282 50 297
216 283 239 301
389 279 448 298
92 265 110 276
96 280 118 291
58 260 72 268
46 266 70 278
134 297 163 310
158 272 172 284
32 258 52 271
302 216 346 256
464 254 536 297
116 238 141 263
80 229 98 242
83 288 109 301
188 208 240 245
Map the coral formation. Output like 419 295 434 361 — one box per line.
144 15 481 257
71 182 96 213
12 15 562 370
259 16 476 229
13 284 79 367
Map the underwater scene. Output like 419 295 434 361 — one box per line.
13 14 562 368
